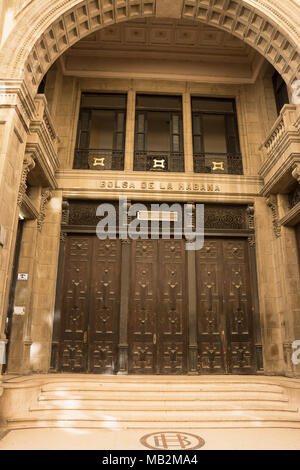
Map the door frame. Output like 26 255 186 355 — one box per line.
50 200 263 375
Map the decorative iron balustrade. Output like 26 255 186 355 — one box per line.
73 149 125 170
288 185 300 209
134 151 184 172
193 152 243 175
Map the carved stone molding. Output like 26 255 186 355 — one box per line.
37 188 52 231
292 164 300 184
266 195 281 238
61 200 70 225
17 154 35 206
60 231 67 243
246 205 255 246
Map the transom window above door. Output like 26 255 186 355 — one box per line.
192 97 243 175
134 94 184 172
73 93 127 171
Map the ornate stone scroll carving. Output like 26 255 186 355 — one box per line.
266 195 281 238
61 199 70 225
246 205 255 246
17 154 35 206
292 164 300 184
37 188 52 231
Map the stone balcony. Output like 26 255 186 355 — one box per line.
259 104 300 196
25 94 59 191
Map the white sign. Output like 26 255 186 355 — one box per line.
18 273 28 281
14 306 25 316
0 341 6 365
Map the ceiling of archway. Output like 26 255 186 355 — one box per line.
60 18 264 83
2 0 298 89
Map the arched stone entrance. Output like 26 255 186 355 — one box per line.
0 0 300 382
0 0 300 92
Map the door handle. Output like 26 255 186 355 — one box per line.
83 331 88 344
153 333 157 345
221 330 228 373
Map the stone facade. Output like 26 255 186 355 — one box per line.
0 0 300 390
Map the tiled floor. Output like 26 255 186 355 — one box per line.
1 427 300 450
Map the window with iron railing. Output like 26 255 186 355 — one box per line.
192 98 243 175
134 94 184 172
73 93 127 171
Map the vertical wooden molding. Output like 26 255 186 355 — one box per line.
118 239 131 374
186 238 198 374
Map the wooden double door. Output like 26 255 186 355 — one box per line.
128 239 188 374
58 235 257 374
59 236 121 373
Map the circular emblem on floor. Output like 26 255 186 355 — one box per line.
140 431 205 450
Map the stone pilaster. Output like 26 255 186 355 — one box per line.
182 90 194 173
124 88 136 171
0 80 35 352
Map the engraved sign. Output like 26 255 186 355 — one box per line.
140 431 205 450
138 211 178 221
99 180 222 193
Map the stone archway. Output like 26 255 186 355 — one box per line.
0 0 300 93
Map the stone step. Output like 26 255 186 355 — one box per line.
21 408 300 421
7 415 300 430
30 401 296 412
41 382 284 394
39 390 287 402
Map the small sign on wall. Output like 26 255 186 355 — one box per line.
0 225 6 247
14 306 25 316
18 273 28 281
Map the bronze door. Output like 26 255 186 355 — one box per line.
128 239 188 374
59 236 120 373
196 238 256 374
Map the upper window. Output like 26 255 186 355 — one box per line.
272 71 289 115
192 97 243 175
134 94 184 172
73 93 127 170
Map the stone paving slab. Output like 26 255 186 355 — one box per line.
1 427 300 450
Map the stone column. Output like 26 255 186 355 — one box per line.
0 80 34 371
263 192 300 377
28 190 62 372
246 204 263 372
124 88 136 172
50 199 69 371
182 89 194 173
255 197 286 375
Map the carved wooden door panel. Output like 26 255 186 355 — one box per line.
158 239 187 374
196 238 256 374
59 236 91 372
89 238 120 373
196 239 225 374
59 236 120 373
129 240 158 374
128 239 187 374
